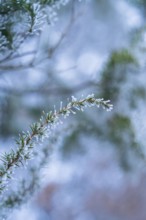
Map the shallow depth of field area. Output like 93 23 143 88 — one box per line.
1 0 146 220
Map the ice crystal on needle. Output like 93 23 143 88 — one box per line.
0 94 113 195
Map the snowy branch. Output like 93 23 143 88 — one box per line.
0 94 113 194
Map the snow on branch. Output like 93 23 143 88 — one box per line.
0 94 113 194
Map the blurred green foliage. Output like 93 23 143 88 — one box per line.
100 49 138 101
0 0 146 172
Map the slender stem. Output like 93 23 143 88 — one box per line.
0 94 113 193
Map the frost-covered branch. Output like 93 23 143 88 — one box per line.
0 0 74 63
0 94 113 194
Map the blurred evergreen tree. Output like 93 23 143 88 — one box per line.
1 0 146 219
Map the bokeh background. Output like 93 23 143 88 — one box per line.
1 0 146 219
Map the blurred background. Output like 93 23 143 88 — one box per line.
1 0 146 219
